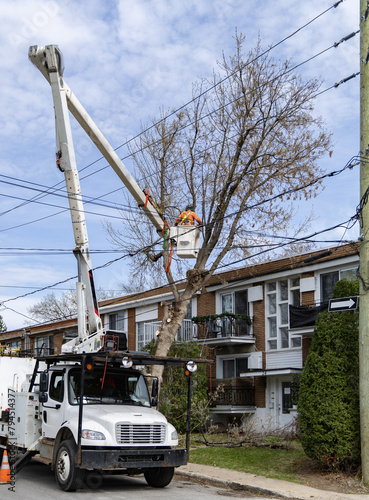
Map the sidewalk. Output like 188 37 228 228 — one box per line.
176 463 369 500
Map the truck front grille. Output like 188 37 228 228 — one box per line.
116 423 166 444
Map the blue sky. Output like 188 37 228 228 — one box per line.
0 0 360 330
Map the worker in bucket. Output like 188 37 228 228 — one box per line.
175 205 202 226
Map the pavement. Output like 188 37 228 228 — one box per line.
176 463 369 500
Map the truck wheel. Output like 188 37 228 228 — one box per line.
55 439 84 491
144 467 174 487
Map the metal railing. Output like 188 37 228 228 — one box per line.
138 319 197 350
176 319 197 342
210 385 255 407
201 317 253 339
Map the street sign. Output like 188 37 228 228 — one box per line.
328 296 359 312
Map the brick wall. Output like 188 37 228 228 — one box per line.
252 292 265 353
197 289 216 316
254 376 266 408
127 307 136 350
53 332 64 354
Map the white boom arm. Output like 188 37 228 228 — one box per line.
28 45 103 353
28 45 167 353
28 45 165 233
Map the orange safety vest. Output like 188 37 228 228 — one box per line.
175 210 201 226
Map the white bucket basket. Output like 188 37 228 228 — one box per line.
169 226 201 259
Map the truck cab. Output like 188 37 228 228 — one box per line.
30 352 188 491
41 363 178 447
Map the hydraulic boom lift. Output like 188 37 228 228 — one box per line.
28 44 200 354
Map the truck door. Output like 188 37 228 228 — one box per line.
42 370 66 439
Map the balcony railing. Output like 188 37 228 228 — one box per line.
176 319 197 342
139 319 197 350
197 317 253 340
210 385 255 407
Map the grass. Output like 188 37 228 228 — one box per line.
189 444 307 484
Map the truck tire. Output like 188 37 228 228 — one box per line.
55 439 84 491
144 466 174 487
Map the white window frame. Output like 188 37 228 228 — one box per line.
136 320 161 351
266 277 301 351
34 335 53 356
108 310 127 332
216 353 250 379
319 266 358 304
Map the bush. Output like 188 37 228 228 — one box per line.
298 279 360 470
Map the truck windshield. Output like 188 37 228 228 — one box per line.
68 368 151 407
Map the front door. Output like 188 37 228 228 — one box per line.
278 378 294 428
42 370 66 439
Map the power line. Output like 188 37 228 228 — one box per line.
0 59 358 236
0 149 359 310
1 1 354 222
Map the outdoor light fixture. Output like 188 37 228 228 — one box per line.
121 356 133 369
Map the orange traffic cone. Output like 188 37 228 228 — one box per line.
0 450 11 483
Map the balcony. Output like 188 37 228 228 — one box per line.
194 314 255 346
209 380 256 415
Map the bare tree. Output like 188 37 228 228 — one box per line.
107 34 332 380
27 290 78 323
27 288 118 323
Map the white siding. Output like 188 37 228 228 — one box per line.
266 350 302 370
135 304 158 322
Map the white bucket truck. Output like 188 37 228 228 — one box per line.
0 44 202 492
0 350 198 491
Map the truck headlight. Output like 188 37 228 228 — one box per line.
171 429 178 441
82 429 106 440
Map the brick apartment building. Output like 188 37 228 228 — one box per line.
0 242 359 431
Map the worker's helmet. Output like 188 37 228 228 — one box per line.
186 204 194 211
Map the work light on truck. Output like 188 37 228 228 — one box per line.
121 357 133 369
185 360 197 376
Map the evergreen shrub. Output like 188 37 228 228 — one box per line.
298 279 360 470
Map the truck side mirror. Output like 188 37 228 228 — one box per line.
151 378 159 406
151 378 159 398
39 371 49 392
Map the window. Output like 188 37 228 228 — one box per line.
68 368 151 407
136 320 161 351
109 311 126 331
8 340 21 350
320 271 339 304
320 267 357 303
266 278 301 350
221 357 249 378
49 372 64 402
220 290 250 336
34 335 54 356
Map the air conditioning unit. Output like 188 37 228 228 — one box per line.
248 352 262 370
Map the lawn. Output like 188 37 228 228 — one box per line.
189 444 307 483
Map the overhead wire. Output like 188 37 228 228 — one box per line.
0 0 355 223
0 54 359 236
0 215 359 332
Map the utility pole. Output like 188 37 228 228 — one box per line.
360 0 369 486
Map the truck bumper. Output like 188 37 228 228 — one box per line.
79 447 187 470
